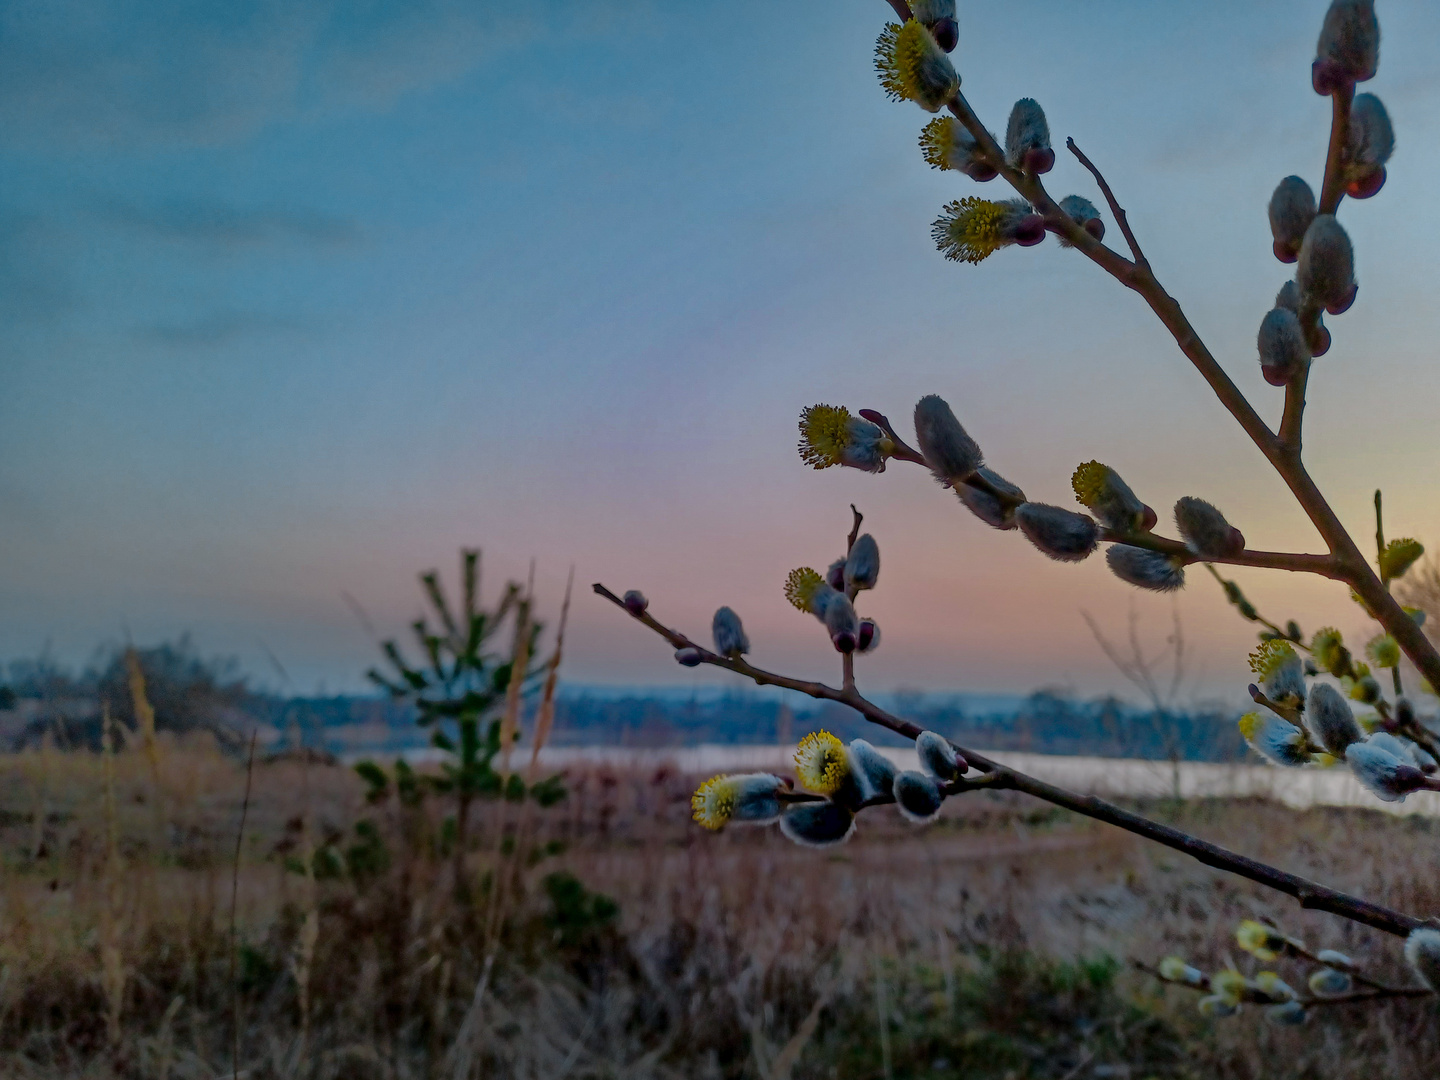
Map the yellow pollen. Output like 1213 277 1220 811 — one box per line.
934 198 1009 264
784 567 826 613
691 775 737 830
798 404 852 470
794 730 849 795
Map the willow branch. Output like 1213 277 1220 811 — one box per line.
1318 84 1354 216
1066 138 1147 269
595 583 1427 938
893 13 1440 701
1133 961 1432 1008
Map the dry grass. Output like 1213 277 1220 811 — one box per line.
0 739 1437 1079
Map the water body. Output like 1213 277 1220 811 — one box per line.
385 744 1440 818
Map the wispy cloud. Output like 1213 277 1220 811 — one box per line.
134 310 308 348
0 0 635 148
99 198 361 248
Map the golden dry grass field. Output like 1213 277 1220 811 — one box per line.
1 738 1437 1079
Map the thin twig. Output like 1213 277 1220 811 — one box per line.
230 730 258 1080
1066 137 1147 268
595 583 1427 938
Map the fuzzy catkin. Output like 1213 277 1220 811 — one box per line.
913 394 982 484
845 534 880 591
894 771 944 822
779 802 855 847
1105 545 1184 592
1257 307 1310 385
1015 503 1098 562
711 607 749 657
957 468 1023 529
1305 682 1363 756
1297 215 1356 313
1268 176 1316 258
1004 98 1051 170
1173 496 1244 558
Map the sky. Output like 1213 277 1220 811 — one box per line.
4 0 1440 702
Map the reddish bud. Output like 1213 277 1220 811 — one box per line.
1312 57 1350 96
1311 324 1332 357
1347 167 1386 199
1273 240 1299 264
857 619 880 653
825 559 847 592
931 17 958 53
1013 214 1046 247
832 631 856 653
1326 283 1358 316
622 590 649 616
966 162 998 182
1083 217 1105 242
1023 147 1055 174
1261 364 1292 387
675 647 703 667
1140 505 1158 532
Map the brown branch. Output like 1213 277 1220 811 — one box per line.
1278 363 1311 456
594 583 1428 938
1066 138 1147 268
1133 960 1432 1009
1318 84 1354 216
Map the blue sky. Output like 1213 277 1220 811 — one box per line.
5 0 1440 700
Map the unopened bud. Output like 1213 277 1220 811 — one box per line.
856 619 881 654
894 771 945 822
1308 966 1353 998
957 468 1025 530
1015 503 1099 562
622 590 649 616
1306 682 1363 756
1297 215 1357 316
1005 98 1053 174
914 394 983 485
1275 279 1301 314
825 558 847 592
1350 674 1381 704
1239 711 1312 768
779 801 855 847
1310 627 1347 675
1159 957 1205 986
1346 736 1427 801
1174 496 1245 558
1056 195 1104 245
675 647 703 667
825 593 859 652
1105 545 1185 593
1268 176 1317 263
1345 93 1393 199
847 739 898 802
711 607 750 658
1266 1001 1307 1026
1404 928 1440 992
1071 461 1150 533
1312 0 1379 95
845 533 881 591
875 20 959 113
1257 307 1310 386
911 0 958 53
916 730 963 780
